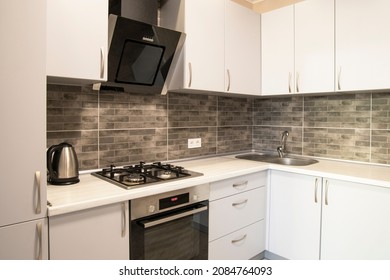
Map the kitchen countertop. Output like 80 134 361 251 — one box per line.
47 154 390 217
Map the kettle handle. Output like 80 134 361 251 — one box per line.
47 144 62 179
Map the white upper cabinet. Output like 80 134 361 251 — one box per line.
335 0 390 91
261 5 294 95
46 0 108 84
160 0 261 95
262 0 334 95
225 0 261 95
160 0 225 92
295 0 334 93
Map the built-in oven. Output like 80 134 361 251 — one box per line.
130 184 209 260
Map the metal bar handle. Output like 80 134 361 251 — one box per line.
100 47 105 79
232 199 248 207
226 69 231 92
337 67 342 90
232 181 248 190
140 205 208 229
188 62 192 88
314 178 319 203
296 72 300 93
288 72 292 93
325 180 329 205
36 222 42 260
35 171 41 214
121 202 127 237
231 234 247 244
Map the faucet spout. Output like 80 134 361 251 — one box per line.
277 131 289 158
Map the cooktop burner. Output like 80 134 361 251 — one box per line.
92 161 203 190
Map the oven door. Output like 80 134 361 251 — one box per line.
131 201 208 260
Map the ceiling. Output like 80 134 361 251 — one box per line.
231 0 304 14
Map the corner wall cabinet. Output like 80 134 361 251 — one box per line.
49 202 129 260
46 0 108 85
208 172 267 259
261 0 334 95
160 0 261 95
269 170 390 260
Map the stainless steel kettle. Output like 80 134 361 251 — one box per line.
47 142 79 185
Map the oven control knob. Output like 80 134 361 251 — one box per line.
148 205 156 213
192 194 198 201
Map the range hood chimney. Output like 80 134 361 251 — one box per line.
109 0 159 25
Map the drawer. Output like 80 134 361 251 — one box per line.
209 187 266 241
210 171 267 201
209 220 265 260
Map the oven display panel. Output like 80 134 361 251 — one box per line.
159 193 189 210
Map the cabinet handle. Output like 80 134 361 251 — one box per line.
121 202 127 237
35 171 41 215
232 181 248 189
314 178 319 203
36 222 42 260
100 47 105 79
325 180 329 206
296 72 300 93
226 69 231 92
231 234 247 244
288 72 292 93
188 62 192 88
337 67 342 90
232 199 248 207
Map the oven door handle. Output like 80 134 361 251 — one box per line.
139 205 208 229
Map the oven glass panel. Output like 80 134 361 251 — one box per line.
131 202 208 260
116 40 165 85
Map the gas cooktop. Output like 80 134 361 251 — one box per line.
91 162 203 190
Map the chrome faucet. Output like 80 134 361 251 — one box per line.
277 131 289 158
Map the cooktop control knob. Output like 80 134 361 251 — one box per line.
148 205 156 213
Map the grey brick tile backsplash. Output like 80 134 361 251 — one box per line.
47 85 390 170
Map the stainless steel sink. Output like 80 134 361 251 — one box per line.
236 153 318 166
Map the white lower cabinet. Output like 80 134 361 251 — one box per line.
209 221 265 260
321 179 390 260
0 218 48 260
269 170 390 260
268 171 321 260
49 202 129 260
208 172 267 260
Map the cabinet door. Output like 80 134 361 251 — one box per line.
47 0 108 84
182 0 225 92
0 0 46 227
49 202 129 260
0 219 48 260
335 0 390 91
268 171 321 260
295 0 334 93
261 5 294 95
225 0 261 95
321 179 390 259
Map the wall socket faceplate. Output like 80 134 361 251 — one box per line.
188 138 202 148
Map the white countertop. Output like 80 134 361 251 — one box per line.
47 154 390 217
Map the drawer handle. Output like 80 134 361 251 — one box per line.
231 234 247 244
232 199 248 207
232 181 248 189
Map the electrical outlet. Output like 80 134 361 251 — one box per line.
188 138 202 148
